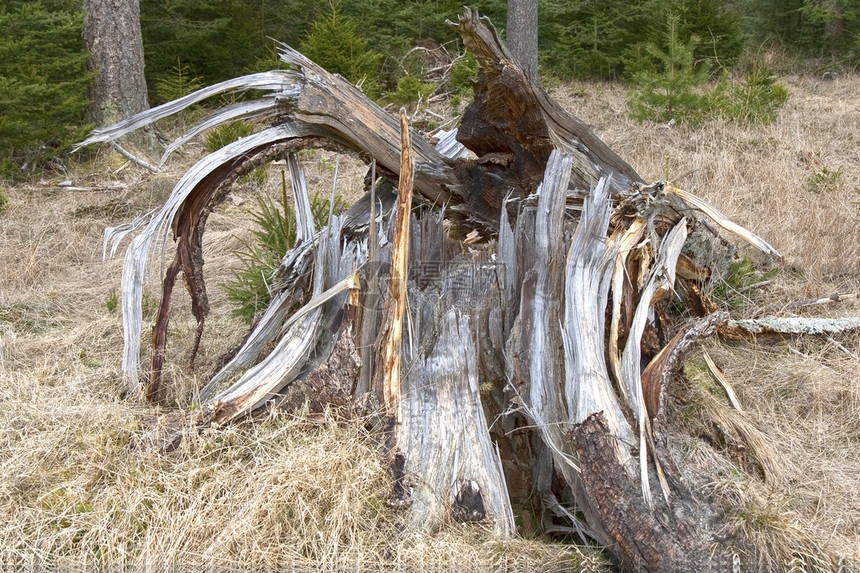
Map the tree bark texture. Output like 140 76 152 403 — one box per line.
82 0 149 126
506 0 539 82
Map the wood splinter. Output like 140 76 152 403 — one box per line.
381 109 414 414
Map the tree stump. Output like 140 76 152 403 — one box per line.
78 8 785 571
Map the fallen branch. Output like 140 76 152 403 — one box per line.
753 292 858 316
112 143 159 172
721 316 860 338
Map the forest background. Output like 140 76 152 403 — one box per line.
2 0 860 178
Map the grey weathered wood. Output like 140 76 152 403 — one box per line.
197 153 316 401
563 177 634 455
619 219 687 507
506 150 580 489
204 229 360 425
725 316 860 335
397 308 514 536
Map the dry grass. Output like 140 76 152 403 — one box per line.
552 75 860 287
1 73 859 569
0 149 607 570
551 75 860 569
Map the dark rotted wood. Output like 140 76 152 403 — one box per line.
450 8 642 196
455 63 554 208
684 280 718 318
282 304 362 413
571 413 720 572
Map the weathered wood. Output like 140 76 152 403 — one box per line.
79 8 800 569
448 9 642 218
354 161 380 400
619 219 687 507
380 111 414 413
720 316 860 338
608 218 645 395
640 312 728 418
204 222 360 424
507 149 571 457
396 305 514 535
505 150 584 531
752 291 858 316
662 183 780 258
564 177 633 453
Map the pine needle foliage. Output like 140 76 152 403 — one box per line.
155 58 204 103
628 15 715 123
299 1 382 99
223 174 349 323
725 64 790 125
203 121 257 154
0 0 93 176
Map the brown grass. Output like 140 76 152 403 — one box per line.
552 74 860 570
551 75 860 570
1 73 859 569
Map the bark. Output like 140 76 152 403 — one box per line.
82 0 149 126
571 413 721 572
506 0 539 82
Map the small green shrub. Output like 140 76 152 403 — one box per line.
0 187 8 214
204 121 257 153
724 64 789 125
104 290 118 314
223 174 349 322
710 256 780 309
448 53 478 95
628 15 716 124
154 58 204 103
804 165 842 194
141 290 159 320
387 75 437 110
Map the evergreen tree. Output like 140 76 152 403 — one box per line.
0 0 92 175
299 2 382 98
738 0 859 63
541 0 647 79
671 0 746 70
541 0 744 81
140 0 314 101
629 15 715 123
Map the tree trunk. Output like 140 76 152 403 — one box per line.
82 0 149 126
506 0 539 82
78 8 786 570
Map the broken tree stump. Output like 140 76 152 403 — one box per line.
78 8 796 571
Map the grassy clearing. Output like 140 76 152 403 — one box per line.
1 74 859 569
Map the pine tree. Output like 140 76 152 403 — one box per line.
0 0 92 175
629 15 714 123
299 1 382 98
